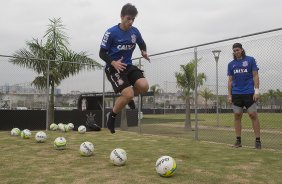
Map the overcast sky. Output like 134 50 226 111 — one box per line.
0 0 282 93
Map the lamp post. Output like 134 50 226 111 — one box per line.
212 50 221 127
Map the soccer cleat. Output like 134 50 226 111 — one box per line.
233 140 242 148
85 122 101 131
106 112 116 134
255 141 261 149
127 100 136 109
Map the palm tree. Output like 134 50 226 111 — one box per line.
150 84 162 113
259 93 269 109
9 18 102 127
218 95 227 109
275 89 282 109
199 88 214 112
175 59 206 131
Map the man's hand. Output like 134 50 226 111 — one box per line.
141 50 150 62
253 94 260 102
111 57 126 73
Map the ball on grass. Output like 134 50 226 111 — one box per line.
11 128 21 136
35 131 47 143
110 148 127 166
54 137 67 150
78 125 86 134
80 141 94 156
155 156 177 177
21 129 31 139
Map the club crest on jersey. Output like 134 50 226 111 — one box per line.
117 79 124 85
131 34 136 43
242 61 248 67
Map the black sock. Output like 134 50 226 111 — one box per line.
236 136 241 142
256 137 260 142
110 111 117 118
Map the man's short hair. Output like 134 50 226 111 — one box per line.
233 43 243 49
121 3 138 17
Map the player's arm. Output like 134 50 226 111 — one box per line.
228 76 233 103
253 71 260 101
137 41 150 62
99 48 113 66
99 48 126 73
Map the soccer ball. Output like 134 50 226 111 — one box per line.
80 141 94 156
110 148 127 166
63 124 70 132
21 129 31 139
78 125 86 134
67 123 74 130
11 128 21 136
54 137 67 150
50 123 58 131
35 131 47 143
59 124 69 132
155 156 177 177
57 123 63 128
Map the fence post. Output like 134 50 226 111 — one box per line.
120 108 128 130
138 58 142 134
102 66 106 128
45 60 50 131
194 47 199 140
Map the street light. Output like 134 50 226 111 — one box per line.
212 50 221 127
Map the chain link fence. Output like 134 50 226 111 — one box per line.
1 28 281 150
131 28 282 150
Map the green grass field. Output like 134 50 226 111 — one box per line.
0 130 281 184
131 113 282 150
142 113 282 129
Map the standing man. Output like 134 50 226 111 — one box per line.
227 43 261 149
99 3 150 133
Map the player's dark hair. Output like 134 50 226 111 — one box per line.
121 3 138 17
233 43 246 59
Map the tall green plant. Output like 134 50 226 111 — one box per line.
175 59 206 130
9 18 102 126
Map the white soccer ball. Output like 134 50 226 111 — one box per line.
54 137 67 150
57 123 63 128
58 124 69 132
110 148 127 166
11 128 21 136
78 125 86 134
21 129 31 139
80 141 94 156
35 131 47 143
155 156 177 177
50 123 58 131
67 123 74 130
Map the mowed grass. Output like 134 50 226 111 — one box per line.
0 130 282 184
134 113 282 150
142 113 282 130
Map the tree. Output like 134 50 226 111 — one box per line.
275 89 282 109
149 84 162 113
9 18 102 127
265 89 277 109
218 95 227 109
199 88 214 112
175 59 206 131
